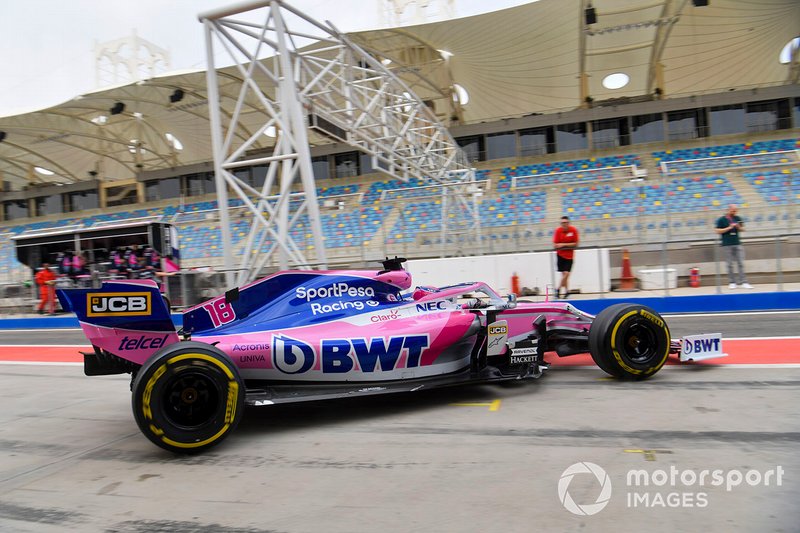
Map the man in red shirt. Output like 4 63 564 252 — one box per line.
553 216 579 299
34 262 57 314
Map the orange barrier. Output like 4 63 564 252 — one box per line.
618 249 637 291
690 267 701 288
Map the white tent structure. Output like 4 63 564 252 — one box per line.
1 0 797 190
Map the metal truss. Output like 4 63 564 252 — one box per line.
200 0 479 286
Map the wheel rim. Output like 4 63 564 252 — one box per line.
621 321 660 365
163 371 221 429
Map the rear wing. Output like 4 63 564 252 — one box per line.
57 280 179 365
57 279 174 331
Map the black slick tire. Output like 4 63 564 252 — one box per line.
588 303 670 380
131 341 244 453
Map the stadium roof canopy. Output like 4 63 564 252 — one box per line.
1 0 798 190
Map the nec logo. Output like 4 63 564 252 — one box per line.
415 301 448 312
87 292 151 316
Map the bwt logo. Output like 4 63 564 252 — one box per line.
272 335 316 374
683 337 720 354
87 293 151 316
272 334 429 375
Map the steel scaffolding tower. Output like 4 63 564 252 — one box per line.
200 0 479 286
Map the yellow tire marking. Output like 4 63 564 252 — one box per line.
142 352 240 449
610 310 642 375
142 363 167 420
167 352 235 379
610 309 670 376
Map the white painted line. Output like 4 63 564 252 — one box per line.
699 364 800 369
670 336 800 342
0 328 83 332
663 310 800 318
0 361 83 367
4 361 800 370
724 336 800 341
0 344 89 348
561 364 800 370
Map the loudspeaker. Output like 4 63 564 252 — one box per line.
585 6 597 25
169 89 184 103
110 102 125 115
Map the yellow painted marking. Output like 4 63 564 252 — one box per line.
451 399 502 411
624 449 673 461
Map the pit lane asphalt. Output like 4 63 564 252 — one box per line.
0 313 798 532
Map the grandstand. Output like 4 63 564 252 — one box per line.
2 135 797 282
1 0 799 289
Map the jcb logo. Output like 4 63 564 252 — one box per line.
87 292 151 316
488 325 508 335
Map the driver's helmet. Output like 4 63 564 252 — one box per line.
412 286 439 300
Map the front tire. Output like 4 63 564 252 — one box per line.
131 341 244 453
588 304 670 380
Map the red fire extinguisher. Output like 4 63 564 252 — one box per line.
511 272 520 296
689 267 700 288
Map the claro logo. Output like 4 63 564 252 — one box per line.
87 292 151 317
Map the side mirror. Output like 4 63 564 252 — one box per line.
506 293 517 309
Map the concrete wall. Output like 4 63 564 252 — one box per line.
406 249 611 295
609 237 800 288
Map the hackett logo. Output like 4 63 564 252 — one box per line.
87 292 151 316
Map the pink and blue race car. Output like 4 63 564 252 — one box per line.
58 258 721 453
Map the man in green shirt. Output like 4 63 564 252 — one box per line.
715 204 751 289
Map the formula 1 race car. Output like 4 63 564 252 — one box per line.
57 258 723 454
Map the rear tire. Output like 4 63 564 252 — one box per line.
131 341 244 453
588 303 670 380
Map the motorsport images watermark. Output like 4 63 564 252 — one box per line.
558 462 785 515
